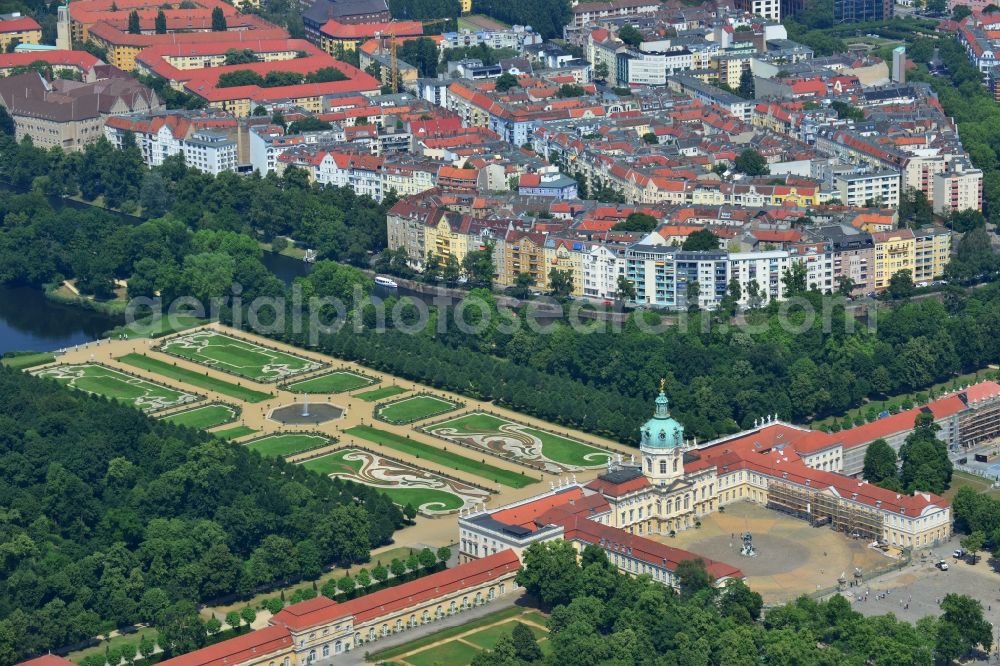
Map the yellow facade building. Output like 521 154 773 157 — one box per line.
0 15 42 50
872 228 916 290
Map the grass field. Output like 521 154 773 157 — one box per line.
368 607 524 661
462 620 546 650
429 412 612 469
117 353 272 403
373 608 549 666
300 448 482 512
356 385 408 402
2 352 55 370
162 403 238 429
943 470 1000 502
106 314 207 340
285 370 376 393
376 394 460 424
245 433 331 458
344 425 534 488
214 425 258 440
405 639 480 666
159 330 323 381
33 363 196 411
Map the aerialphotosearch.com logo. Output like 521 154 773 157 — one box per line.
123 282 879 344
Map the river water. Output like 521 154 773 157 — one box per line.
0 252 437 354
0 284 119 354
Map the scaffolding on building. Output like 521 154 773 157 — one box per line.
767 480 883 541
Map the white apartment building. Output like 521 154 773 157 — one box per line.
104 115 237 175
727 251 790 305
440 26 542 52
616 47 695 86
932 160 984 214
248 124 346 174
834 169 900 208
735 0 781 21
582 244 625 300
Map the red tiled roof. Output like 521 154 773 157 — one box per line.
0 50 99 71
0 16 41 33
554 513 743 581
963 381 1000 403
835 396 966 449
16 657 76 666
319 19 422 40
157 626 292 666
87 16 286 47
491 487 584 529
270 550 521 630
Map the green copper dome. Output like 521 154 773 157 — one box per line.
640 390 685 449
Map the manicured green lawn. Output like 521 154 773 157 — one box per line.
67 626 158 664
434 413 512 433
107 314 207 340
117 353 272 403
300 450 360 475
944 470 1000 501
356 385 408 401
405 640 481 666
33 363 196 411
245 433 330 458
521 427 612 467
430 412 612 468
285 370 376 393
162 403 238 429
344 425 535 488
377 395 460 424
520 611 549 627
159 330 322 381
462 621 546 650
214 425 257 440
368 607 524 661
2 352 55 370
300 449 466 511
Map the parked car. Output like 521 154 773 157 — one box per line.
953 548 965 559
936 560 949 571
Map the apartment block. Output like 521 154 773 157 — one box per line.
872 229 915 289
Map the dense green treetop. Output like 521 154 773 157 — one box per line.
0 368 403 663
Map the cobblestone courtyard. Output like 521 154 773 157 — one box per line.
665 503 893 604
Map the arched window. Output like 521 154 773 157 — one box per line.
673 458 678 472
659 460 667 474
308 649 316 664
488 587 495 600
646 457 652 472
381 624 388 637
335 640 343 654
322 644 330 658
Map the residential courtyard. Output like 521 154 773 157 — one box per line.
665 502 894 604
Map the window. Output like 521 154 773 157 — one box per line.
673 458 678 472
322 645 330 658
659 460 667 474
